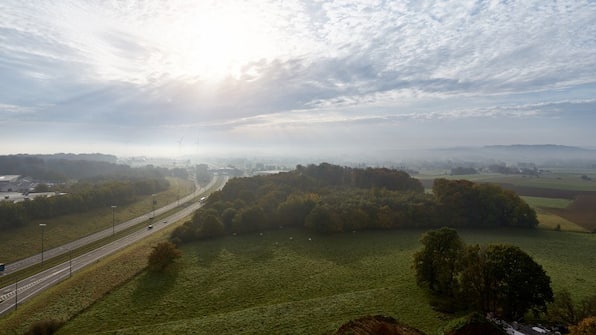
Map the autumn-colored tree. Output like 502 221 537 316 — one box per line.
569 316 596 335
147 242 182 272
548 290 596 326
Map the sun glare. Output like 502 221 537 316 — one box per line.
161 3 278 83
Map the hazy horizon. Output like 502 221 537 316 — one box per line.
2 1 595 157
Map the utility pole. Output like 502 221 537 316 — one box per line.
14 279 18 310
39 223 47 265
69 250 72 278
111 205 117 235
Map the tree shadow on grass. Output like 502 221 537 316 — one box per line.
282 228 422 266
192 233 276 267
192 237 226 267
131 265 180 304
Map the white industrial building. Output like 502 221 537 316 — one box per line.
0 175 21 192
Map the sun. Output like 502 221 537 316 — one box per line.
162 3 278 82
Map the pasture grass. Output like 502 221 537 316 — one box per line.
0 178 194 263
55 228 596 335
521 196 572 209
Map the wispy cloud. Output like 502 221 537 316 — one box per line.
1 0 595 155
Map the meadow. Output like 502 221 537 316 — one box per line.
1 170 594 334
52 227 595 335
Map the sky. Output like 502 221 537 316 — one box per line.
1 0 595 158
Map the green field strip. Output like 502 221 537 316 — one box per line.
521 196 572 209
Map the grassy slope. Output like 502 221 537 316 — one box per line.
56 228 596 335
0 177 195 263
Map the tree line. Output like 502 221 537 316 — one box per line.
171 163 538 244
0 177 169 230
0 154 178 181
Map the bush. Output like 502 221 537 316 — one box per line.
569 316 596 335
147 242 182 272
25 319 64 335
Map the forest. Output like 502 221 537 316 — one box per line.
0 154 183 181
171 163 537 243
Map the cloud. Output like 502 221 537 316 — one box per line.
1 0 595 155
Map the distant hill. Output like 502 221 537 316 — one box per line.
0 153 161 181
36 153 118 163
429 144 596 166
484 144 592 153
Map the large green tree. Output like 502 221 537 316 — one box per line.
413 227 464 298
460 244 553 320
414 228 553 320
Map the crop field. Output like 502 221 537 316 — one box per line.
519 196 587 232
0 178 194 263
548 195 596 232
53 228 595 335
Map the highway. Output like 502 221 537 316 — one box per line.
0 175 227 315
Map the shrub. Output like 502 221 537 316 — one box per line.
25 319 64 335
147 242 182 272
569 316 596 335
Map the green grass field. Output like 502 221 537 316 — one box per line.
521 196 572 209
51 228 595 335
2 171 594 335
0 177 195 264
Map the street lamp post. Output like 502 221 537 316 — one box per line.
39 223 47 265
111 205 117 235
151 194 156 219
